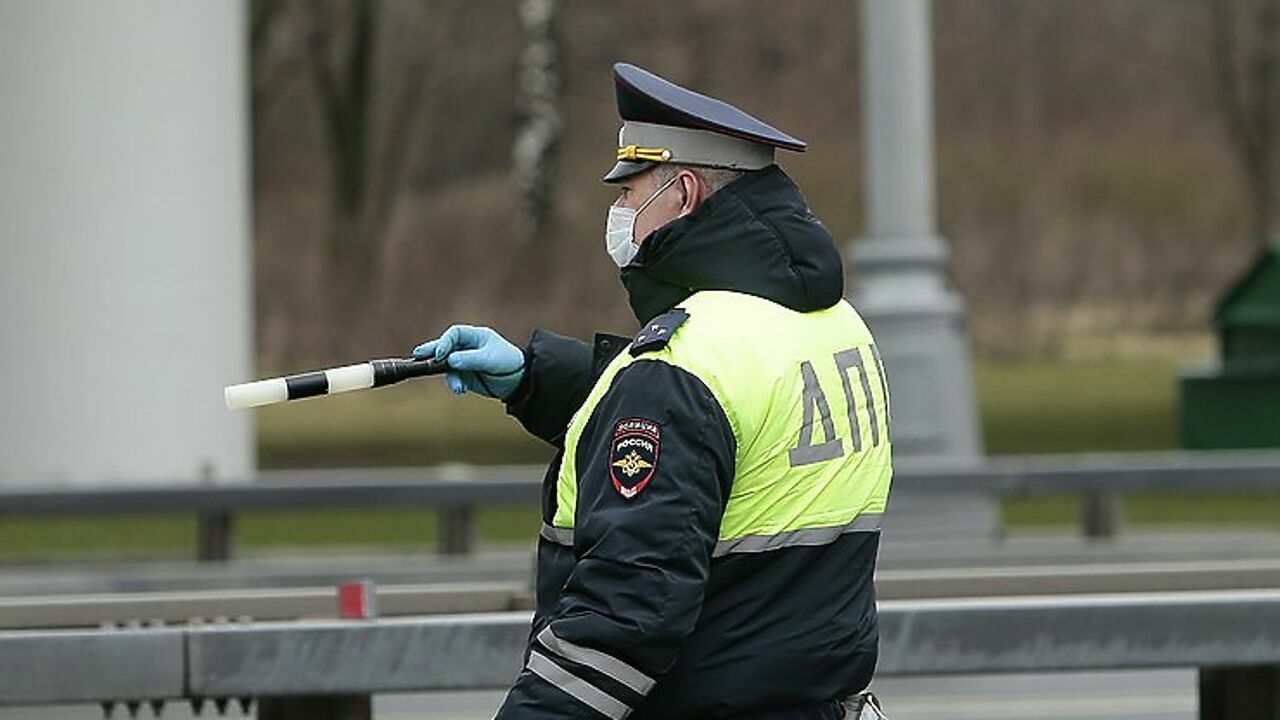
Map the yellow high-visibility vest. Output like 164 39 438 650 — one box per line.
551 290 892 556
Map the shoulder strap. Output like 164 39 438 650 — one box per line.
630 308 690 356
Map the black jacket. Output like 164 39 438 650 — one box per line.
497 166 878 720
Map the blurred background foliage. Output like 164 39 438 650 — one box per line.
244 0 1277 465
251 0 1269 367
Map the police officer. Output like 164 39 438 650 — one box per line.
414 63 892 720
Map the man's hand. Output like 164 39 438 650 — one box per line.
413 325 525 399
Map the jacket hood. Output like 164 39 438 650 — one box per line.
620 165 845 324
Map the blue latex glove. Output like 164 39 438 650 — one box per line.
412 325 525 399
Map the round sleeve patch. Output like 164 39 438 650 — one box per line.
609 418 661 499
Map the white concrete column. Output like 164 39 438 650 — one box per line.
0 1 254 485
850 0 981 460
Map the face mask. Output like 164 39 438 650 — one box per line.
605 174 680 268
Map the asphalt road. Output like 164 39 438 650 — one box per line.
2 669 1196 720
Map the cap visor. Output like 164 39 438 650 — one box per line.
603 159 655 183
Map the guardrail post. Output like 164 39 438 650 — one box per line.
197 511 234 562
257 695 372 720
1199 665 1280 719
439 505 475 555
1082 491 1123 539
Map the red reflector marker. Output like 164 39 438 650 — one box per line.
337 580 378 619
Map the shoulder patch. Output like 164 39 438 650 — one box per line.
630 308 690 356
609 418 661 498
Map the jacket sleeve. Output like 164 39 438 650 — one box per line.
495 359 736 719
504 329 594 447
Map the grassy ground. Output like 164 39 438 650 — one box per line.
975 358 1179 455
976 357 1280 530
1002 492 1280 530
256 356 1182 467
257 381 553 468
5 356 1274 561
0 507 542 561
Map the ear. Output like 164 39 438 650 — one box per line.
676 170 705 218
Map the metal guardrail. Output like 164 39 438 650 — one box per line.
7 559 1280 629
0 466 542 559
0 582 532 629
2 451 1278 559
1 590 1276 719
874 558 1280 599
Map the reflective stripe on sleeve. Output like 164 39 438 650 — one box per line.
526 649 631 720
712 513 882 558
536 626 655 695
539 523 574 546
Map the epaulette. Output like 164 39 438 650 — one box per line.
630 308 690 356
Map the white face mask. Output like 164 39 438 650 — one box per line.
605 174 680 268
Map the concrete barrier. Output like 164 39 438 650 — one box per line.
7 559 1280 629
0 590 1276 719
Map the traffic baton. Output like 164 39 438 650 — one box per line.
224 356 448 410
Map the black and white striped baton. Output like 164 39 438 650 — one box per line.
224 357 448 410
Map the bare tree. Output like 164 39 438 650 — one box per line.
251 0 297 122
1210 0 1280 248
306 0 375 250
250 0 312 195
512 0 563 247
305 0 429 257
292 0 434 358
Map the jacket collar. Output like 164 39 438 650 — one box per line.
620 165 845 324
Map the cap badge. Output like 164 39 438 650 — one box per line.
617 145 672 162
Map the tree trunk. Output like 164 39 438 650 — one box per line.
1210 0 1280 248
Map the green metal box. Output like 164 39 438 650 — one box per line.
1181 244 1280 448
